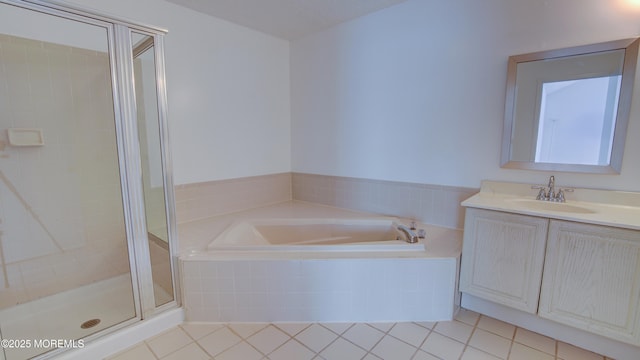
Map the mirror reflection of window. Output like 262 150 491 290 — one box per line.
501 38 639 173
535 75 621 165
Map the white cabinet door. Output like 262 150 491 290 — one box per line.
539 220 640 346
460 208 548 313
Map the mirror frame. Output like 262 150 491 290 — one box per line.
501 37 640 174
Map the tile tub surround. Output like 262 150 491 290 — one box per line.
106 310 611 360
292 173 478 229
174 172 477 231
181 257 458 323
174 173 292 224
177 202 461 323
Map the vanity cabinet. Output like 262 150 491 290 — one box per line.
539 220 640 345
460 208 548 313
460 207 640 346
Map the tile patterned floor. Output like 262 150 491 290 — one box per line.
106 310 611 360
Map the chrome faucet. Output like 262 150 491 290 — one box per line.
547 175 555 200
397 224 419 243
531 175 573 202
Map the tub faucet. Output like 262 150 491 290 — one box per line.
397 224 419 243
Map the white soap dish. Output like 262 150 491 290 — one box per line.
7 128 44 146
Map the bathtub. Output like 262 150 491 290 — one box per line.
207 218 425 251
181 215 462 323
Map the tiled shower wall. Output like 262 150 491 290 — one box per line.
175 172 477 230
0 34 129 308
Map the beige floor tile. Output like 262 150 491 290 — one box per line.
414 321 436 329
509 343 554 360
462 346 502 360
227 323 268 338
371 335 418 360
215 341 263 360
320 322 353 335
320 338 367 360
455 308 481 326
514 328 556 355
433 320 474 343
342 323 385 351
368 322 395 332
197 327 241 357
107 343 157 360
362 353 383 360
412 350 441 360
469 328 512 359
477 316 516 339
557 341 605 360
421 332 465 360
102 317 612 360
161 343 210 360
295 324 338 353
245 325 290 354
180 323 224 340
274 322 311 336
388 322 430 347
268 339 315 360
146 327 193 358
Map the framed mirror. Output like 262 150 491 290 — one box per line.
501 38 639 174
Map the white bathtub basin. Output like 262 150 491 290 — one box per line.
207 218 425 251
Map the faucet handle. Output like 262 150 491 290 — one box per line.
556 188 574 203
531 185 547 200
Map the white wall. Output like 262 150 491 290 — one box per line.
291 0 640 191
63 0 291 185
45 0 640 191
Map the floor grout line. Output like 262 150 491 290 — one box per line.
460 317 479 360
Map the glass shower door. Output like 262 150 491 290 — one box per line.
0 3 136 359
132 32 175 308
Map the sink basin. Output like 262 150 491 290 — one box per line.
506 198 596 214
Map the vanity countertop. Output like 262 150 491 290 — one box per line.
462 181 640 231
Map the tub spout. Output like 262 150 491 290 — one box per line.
397 224 419 243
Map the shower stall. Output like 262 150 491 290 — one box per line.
0 1 177 359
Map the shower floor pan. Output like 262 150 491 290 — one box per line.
0 274 136 359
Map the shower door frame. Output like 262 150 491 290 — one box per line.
0 0 179 358
113 23 180 318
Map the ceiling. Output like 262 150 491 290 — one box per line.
164 0 408 40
